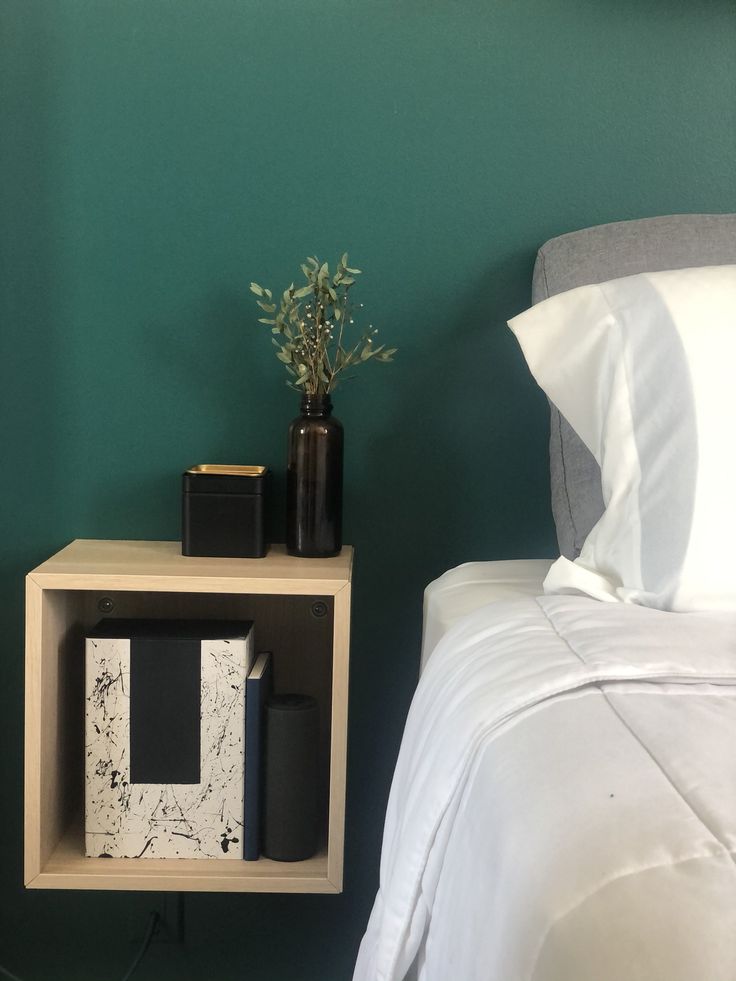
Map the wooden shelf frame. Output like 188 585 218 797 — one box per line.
25 540 352 893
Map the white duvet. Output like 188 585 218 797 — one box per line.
354 595 736 981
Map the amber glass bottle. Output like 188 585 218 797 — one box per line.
286 394 343 557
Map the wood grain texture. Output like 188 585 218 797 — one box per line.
327 583 352 890
30 540 353 595
24 540 352 892
24 576 43 884
29 817 337 893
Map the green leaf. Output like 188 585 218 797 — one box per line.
257 301 277 313
293 284 313 299
276 351 292 364
294 373 310 386
344 267 361 275
341 277 355 286
341 252 349 267
250 282 264 296
258 318 276 324
318 262 329 282
327 286 337 302
334 308 342 320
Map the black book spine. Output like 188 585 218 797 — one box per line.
243 653 272 860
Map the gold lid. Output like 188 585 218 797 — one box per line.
186 465 267 477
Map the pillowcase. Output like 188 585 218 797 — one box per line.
509 265 736 612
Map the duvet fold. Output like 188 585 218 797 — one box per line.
354 596 736 981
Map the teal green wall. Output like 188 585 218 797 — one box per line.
2 1 734 977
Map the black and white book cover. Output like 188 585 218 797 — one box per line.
85 619 254 860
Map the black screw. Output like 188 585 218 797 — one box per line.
311 601 328 619
97 596 115 614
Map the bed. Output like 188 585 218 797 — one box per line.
354 214 736 981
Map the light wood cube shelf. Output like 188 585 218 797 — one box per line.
24 539 352 893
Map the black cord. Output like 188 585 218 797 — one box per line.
119 911 160 981
122 910 159 981
0 964 25 981
0 909 160 981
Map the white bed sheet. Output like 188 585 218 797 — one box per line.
355 594 736 981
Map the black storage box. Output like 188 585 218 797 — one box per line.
182 464 269 558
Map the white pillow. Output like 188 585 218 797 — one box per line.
509 265 736 612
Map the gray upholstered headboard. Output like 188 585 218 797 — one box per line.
532 213 736 560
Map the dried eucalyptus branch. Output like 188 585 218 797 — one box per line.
250 253 396 394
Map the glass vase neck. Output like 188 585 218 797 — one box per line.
300 393 332 417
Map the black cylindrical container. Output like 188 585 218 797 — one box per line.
262 694 320 862
286 394 343 558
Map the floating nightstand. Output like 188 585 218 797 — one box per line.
24 540 352 893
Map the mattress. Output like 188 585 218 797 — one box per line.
420 559 553 672
355 594 736 981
